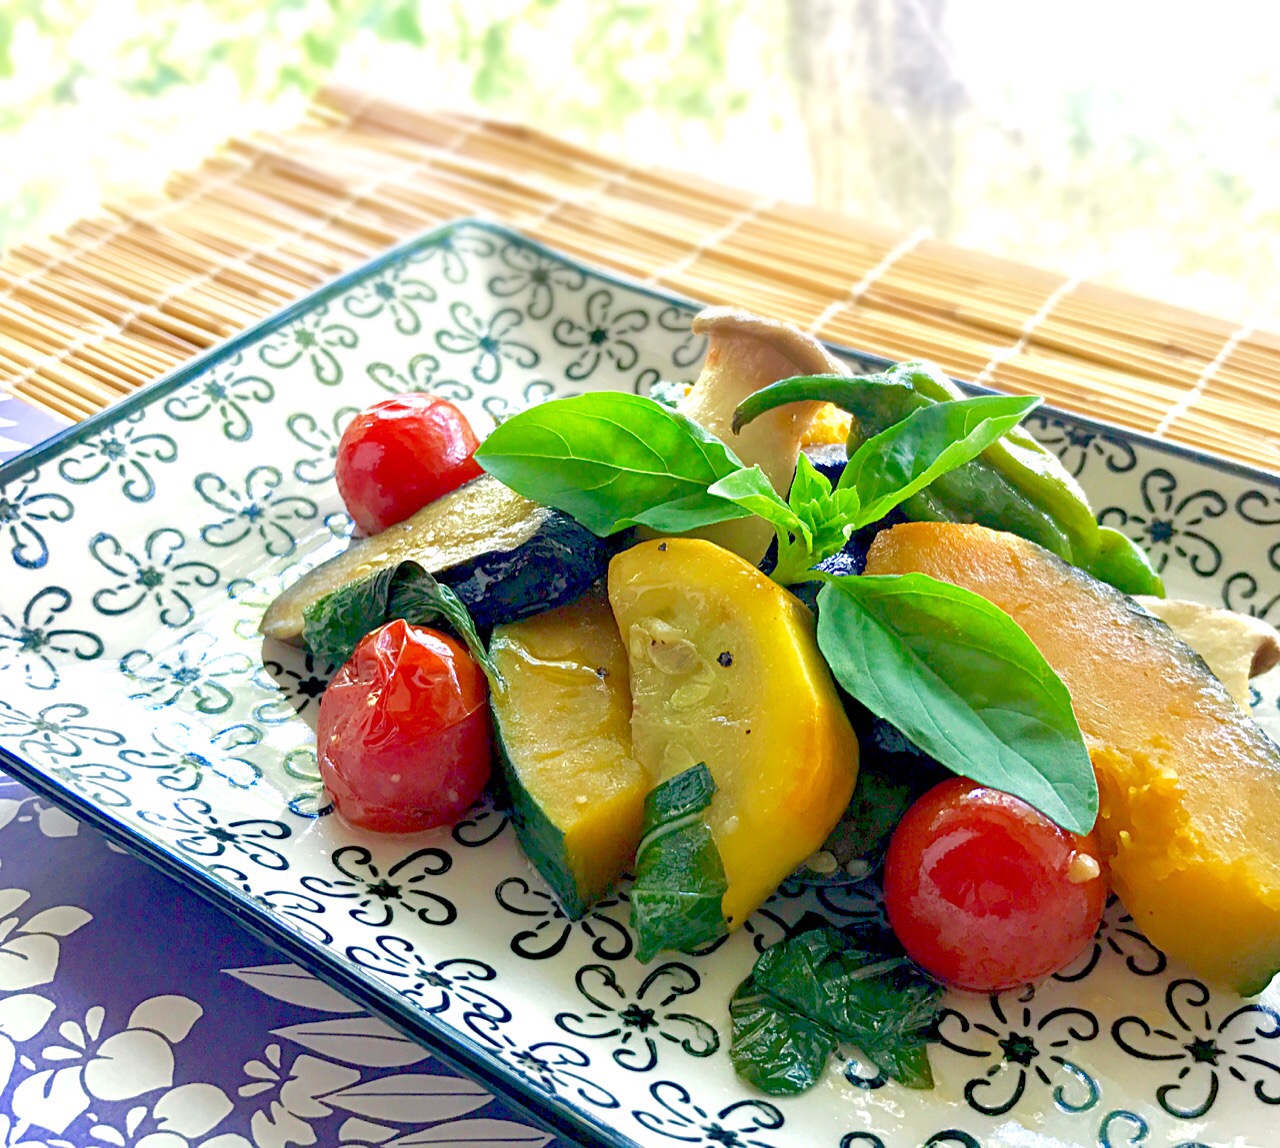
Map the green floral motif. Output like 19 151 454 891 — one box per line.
366 353 471 402
258 303 358 385
343 260 437 335
436 302 539 384
254 648 335 724
286 406 359 485
281 745 332 818
163 353 275 442
481 380 558 426
934 986 1100 1117
89 528 219 627
0 586 103 691
119 629 254 714
0 699 122 760
56 410 178 502
195 465 318 557
557 962 719 1073
0 471 72 569
553 288 650 381
489 242 586 319
407 228 496 284
119 720 263 791
657 304 707 370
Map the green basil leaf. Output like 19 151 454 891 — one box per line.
841 394 1043 527
301 561 499 681
789 448 834 505
732 374 915 434
301 565 398 667
731 923 942 1094
728 975 837 1095
629 762 729 962
708 466 813 547
474 393 749 537
815 574 1097 834
388 565 501 682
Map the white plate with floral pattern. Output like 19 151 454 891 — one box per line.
1 220 1278 1148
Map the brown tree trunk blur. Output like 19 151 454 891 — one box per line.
786 0 962 236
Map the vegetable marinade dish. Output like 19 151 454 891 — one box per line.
260 306 1280 1096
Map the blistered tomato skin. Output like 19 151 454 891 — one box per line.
883 778 1106 992
336 395 483 535
317 620 491 833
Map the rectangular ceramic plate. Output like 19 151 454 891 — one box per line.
2 220 1278 1148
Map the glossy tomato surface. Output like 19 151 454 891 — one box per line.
883 778 1106 991
317 619 491 833
336 394 483 535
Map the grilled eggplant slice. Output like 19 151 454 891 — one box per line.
261 475 612 640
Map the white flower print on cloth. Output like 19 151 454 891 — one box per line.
0 888 90 993
81 1082 249 1148
239 1046 359 1148
11 995 202 1134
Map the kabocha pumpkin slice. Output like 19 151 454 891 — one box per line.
609 538 859 934
865 521 1280 994
489 588 646 919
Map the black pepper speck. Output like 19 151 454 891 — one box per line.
717 651 733 667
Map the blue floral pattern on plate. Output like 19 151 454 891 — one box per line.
0 220 1278 1148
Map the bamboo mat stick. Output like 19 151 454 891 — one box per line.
1 86 1276 474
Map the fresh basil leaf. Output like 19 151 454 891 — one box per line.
815 574 1097 834
474 392 749 537
302 565 398 667
709 458 861 586
791 454 863 573
789 448 834 505
730 923 942 1094
301 561 499 681
628 491 753 534
729 975 837 1095
629 762 729 962
732 374 915 435
388 565 501 681
841 394 1043 526
708 467 812 546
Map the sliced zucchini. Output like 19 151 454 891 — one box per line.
261 475 611 640
490 588 647 918
609 537 860 933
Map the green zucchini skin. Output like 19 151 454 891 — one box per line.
261 475 614 640
492 715 589 919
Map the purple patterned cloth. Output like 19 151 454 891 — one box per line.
0 396 560 1148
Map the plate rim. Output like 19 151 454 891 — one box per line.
0 216 1276 1148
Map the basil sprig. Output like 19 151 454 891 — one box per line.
815 574 1098 834
473 382 1097 832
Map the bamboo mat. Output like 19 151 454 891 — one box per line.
2 84 1278 473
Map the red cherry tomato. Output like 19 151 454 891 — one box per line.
335 395 483 535
317 620 491 833
882 778 1106 991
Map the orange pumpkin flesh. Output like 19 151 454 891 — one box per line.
864 521 1280 995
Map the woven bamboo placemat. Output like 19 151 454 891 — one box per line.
2 85 1277 472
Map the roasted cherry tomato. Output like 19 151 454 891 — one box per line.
335 395 483 535
883 778 1106 991
317 619 491 832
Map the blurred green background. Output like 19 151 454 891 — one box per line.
3 0 1277 325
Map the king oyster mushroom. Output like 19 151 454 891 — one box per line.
1136 596 1280 709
